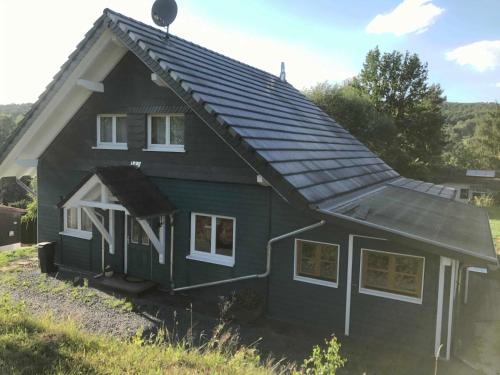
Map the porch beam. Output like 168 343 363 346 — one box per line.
82 207 111 244
137 217 166 264
80 200 128 213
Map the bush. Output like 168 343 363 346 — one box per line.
297 335 346 375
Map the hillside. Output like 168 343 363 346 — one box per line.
0 103 31 148
443 102 498 139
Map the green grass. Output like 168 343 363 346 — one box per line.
487 207 500 254
102 296 134 312
0 246 36 268
0 294 281 375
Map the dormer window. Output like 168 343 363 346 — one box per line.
96 114 127 150
146 114 185 152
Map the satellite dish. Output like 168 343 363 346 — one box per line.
151 0 178 28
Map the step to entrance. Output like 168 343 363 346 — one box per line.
96 274 157 296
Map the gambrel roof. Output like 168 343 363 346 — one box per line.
0 9 496 264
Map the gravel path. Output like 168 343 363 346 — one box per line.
0 258 173 339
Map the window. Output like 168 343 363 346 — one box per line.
360 249 425 304
60 207 93 240
459 188 469 200
96 114 127 149
188 213 235 266
146 114 185 152
130 218 150 246
294 239 339 287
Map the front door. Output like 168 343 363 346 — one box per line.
126 216 152 280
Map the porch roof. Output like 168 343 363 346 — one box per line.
61 166 175 218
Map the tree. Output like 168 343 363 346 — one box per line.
305 82 398 163
463 104 500 169
351 47 446 177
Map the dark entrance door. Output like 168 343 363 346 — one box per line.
126 216 152 280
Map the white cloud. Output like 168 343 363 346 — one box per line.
496 82 500 88
446 41 500 72
366 0 444 36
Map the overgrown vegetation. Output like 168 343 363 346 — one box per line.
0 294 278 375
0 246 36 268
0 103 31 149
488 206 500 254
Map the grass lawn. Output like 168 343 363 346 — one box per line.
0 246 36 268
0 294 281 375
488 206 500 254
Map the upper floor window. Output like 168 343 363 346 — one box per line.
146 114 185 152
188 212 235 267
96 114 127 150
60 207 93 240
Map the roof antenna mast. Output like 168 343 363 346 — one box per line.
151 0 178 40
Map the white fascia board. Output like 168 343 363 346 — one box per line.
0 30 127 177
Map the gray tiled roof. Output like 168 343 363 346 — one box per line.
104 9 400 207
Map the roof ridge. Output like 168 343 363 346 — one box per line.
103 8 294 88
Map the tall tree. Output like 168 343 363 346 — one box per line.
463 104 500 169
305 83 398 163
351 47 446 176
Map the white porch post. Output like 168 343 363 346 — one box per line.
108 210 115 254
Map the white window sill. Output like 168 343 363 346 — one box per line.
294 275 338 288
93 144 128 150
186 253 235 267
359 287 422 305
59 230 93 240
143 146 185 153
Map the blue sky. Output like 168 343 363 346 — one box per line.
0 0 499 103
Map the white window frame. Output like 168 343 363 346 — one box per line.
293 238 339 288
59 207 93 240
187 212 236 267
95 114 127 150
358 248 425 305
145 113 185 153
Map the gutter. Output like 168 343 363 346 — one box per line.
171 220 325 293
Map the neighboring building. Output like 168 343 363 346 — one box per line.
442 169 500 203
0 9 497 359
0 205 26 250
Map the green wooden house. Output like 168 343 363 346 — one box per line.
0 9 496 359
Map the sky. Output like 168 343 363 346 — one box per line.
0 0 499 104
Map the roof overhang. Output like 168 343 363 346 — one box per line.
0 28 127 178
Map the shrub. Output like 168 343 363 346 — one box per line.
297 335 346 375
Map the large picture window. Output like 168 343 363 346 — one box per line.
360 249 425 303
96 114 127 149
146 114 185 152
294 239 339 287
188 212 235 267
60 207 93 240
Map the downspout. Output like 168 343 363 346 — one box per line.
172 220 325 293
169 213 175 290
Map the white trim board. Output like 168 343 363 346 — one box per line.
344 234 387 336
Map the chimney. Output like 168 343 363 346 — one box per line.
280 62 286 82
